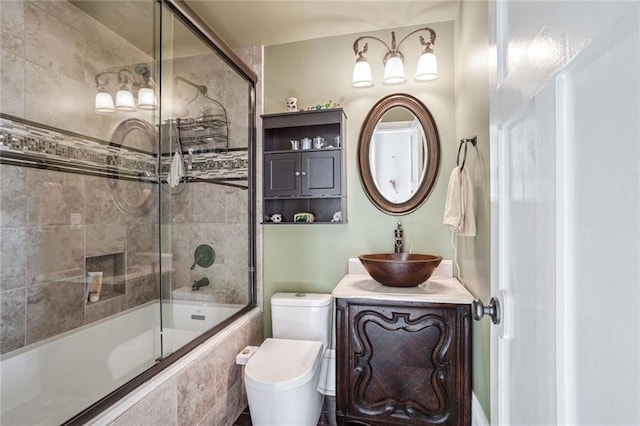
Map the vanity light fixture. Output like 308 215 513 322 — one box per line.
351 27 438 88
94 64 158 114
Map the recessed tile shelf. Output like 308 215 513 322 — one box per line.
85 252 126 302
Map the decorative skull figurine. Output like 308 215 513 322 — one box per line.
286 97 298 112
270 213 282 223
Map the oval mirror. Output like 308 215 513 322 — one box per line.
357 93 440 215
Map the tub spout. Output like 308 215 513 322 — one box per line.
192 277 210 291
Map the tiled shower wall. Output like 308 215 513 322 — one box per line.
1 2 265 422
105 42 264 426
161 51 252 306
0 0 158 356
0 0 256 361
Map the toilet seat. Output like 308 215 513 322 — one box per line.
245 338 323 392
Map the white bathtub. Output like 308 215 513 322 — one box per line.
0 300 243 425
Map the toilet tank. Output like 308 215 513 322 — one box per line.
271 293 332 349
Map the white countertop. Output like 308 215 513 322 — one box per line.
332 258 474 304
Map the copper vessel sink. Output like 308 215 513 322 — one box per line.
358 253 443 287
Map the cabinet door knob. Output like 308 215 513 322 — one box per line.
301 171 307 176
295 171 300 176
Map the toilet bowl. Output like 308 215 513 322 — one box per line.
242 292 333 426
245 338 324 425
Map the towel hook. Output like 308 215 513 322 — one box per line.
456 135 477 171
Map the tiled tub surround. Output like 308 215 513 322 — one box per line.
87 308 263 426
0 300 247 425
0 153 251 356
1 1 262 423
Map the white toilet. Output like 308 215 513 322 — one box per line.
244 292 333 426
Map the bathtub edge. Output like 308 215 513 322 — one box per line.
89 307 263 425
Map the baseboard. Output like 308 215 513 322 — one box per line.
472 392 490 426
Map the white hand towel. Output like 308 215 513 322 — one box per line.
168 150 184 188
443 166 476 237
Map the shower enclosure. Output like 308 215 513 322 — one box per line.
0 1 257 423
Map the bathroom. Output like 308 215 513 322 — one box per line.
1 0 639 425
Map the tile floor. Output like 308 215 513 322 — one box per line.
233 396 337 425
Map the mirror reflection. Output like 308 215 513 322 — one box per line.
370 107 427 204
358 93 440 215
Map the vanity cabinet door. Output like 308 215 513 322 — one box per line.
336 298 471 425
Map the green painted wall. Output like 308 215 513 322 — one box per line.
454 0 491 417
262 20 457 336
262 16 491 417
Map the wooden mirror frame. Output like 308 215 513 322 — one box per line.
357 93 441 215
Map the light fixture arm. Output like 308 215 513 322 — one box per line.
352 35 392 61
350 27 438 88
135 64 156 88
94 71 116 90
353 27 435 64
396 27 437 53
116 69 135 90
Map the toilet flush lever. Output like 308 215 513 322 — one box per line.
472 297 501 324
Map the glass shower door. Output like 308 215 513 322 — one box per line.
157 1 254 358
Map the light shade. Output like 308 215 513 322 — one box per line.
415 51 438 81
352 59 374 88
137 87 158 110
95 91 115 114
383 54 406 85
115 89 136 111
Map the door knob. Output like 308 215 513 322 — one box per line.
295 171 300 176
301 171 307 176
472 297 501 324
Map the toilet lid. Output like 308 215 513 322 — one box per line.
245 338 323 392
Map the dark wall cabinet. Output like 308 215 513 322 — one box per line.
262 109 346 224
264 150 341 197
335 298 471 425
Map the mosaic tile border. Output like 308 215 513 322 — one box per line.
160 151 248 180
0 114 248 183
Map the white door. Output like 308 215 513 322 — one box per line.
489 1 640 424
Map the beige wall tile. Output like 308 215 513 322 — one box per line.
0 0 25 57
26 168 84 226
26 279 84 344
191 183 225 224
0 165 27 227
0 49 26 117
212 380 246 426
25 1 85 83
161 183 192 224
25 225 83 286
127 223 158 267
0 227 26 291
84 294 125 325
24 62 92 134
85 224 127 257
114 378 179 426
177 347 218 425
126 273 158 309
0 287 26 354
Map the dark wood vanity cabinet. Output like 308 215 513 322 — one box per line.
262 108 346 224
335 298 472 425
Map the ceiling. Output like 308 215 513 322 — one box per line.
72 1 460 55
185 1 461 48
